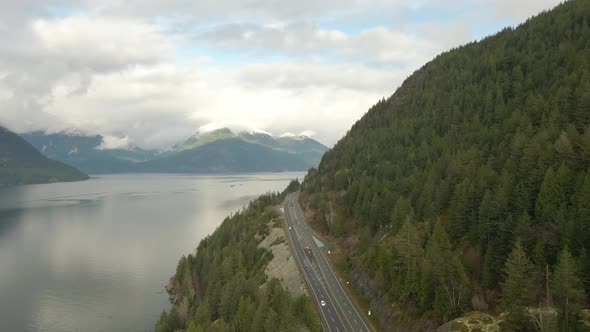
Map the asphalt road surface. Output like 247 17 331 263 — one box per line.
282 192 372 332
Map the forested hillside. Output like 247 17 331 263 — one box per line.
0 126 88 186
155 189 319 332
301 0 590 330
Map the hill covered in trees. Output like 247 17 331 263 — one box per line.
300 0 590 330
0 126 88 186
155 188 320 332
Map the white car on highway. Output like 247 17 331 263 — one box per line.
320 300 326 307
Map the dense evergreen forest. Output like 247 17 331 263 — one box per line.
301 0 590 330
155 187 319 332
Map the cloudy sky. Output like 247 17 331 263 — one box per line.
0 0 561 149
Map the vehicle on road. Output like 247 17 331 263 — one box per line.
287 193 372 332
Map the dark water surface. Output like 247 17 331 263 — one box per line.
0 173 303 332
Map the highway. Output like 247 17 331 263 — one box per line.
282 192 372 332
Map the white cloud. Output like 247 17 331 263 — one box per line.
97 135 132 150
33 16 175 71
197 122 228 134
197 22 446 66
237 60 403 92
299 130 316 138
489 0 561 21
0 0 565 150
82 0 410 22
0 14 181 140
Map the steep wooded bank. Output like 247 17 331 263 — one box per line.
301 1 590 330
155 186 320 332
0 125 88 186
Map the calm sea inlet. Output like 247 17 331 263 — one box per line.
0 172 303 332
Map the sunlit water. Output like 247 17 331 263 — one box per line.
0 173 303 332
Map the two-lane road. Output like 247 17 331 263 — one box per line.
282 192 372 332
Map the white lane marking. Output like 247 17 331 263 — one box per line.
331 317 336 323
286 207 333 332
291 195 371 332
292 195 372 332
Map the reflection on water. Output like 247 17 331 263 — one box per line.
0 173 302 332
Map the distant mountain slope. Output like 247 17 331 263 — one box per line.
277 134 330 167
21 132 156 174
276 135 327 154
22 128 329 174
238 130 281 149
172 128 237 151
139 128 327 173
0 126 88 186
300 0 590 330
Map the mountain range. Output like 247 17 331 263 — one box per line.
0 126 88 186
22 128 328 174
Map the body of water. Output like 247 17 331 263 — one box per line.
0 173 303 332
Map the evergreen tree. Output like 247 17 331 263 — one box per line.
574 173 590 251
552 246 585 331
194 302 211 325
448 179 474 240
501 240 536 330
393 217 423 301
156 194 319 332
390 197 414 233
421 221 470 319
287 0 590 328
535 167 559 223
579 248 590 304
482 248 495 289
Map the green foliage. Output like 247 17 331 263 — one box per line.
155 193 320 332
390 197 415 234
393 217 423 301
282 178 301 196
420 221 470 320
0 126 88 186
552 246 586 331
155 309 182 332
299 0 590 327
500 240 536 331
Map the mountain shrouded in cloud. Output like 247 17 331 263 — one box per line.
0 0 561 150
22 128 328 173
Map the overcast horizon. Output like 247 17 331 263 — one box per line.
0 0 562 149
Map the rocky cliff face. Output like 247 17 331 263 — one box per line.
257 221 309 298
